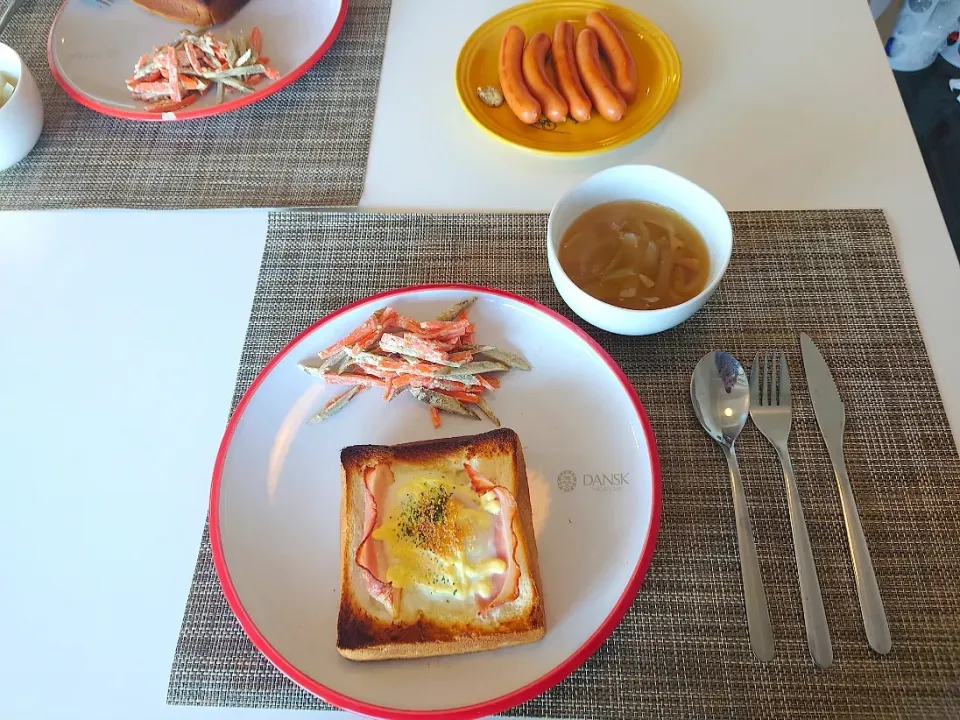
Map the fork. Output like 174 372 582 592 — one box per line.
750 351 833 669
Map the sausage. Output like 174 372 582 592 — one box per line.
585 11 638 104
520 32 568 124
552 21 591 123
499 25 541 124
575 28 627 122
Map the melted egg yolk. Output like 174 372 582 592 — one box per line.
371 475 506 599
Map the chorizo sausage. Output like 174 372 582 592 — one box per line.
522 31 569 124
499 25 540 124
585 11 638 104
552 20 591 122
575 28 626 122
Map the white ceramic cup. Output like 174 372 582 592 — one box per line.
547 165 733 336
0 43 44 172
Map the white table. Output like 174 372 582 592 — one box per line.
2 1 958 718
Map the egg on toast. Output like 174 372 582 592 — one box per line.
337 428 545 661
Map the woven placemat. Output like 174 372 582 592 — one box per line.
0 0 389 209
167 210 960 719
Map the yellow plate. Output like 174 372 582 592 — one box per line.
455 1 681 156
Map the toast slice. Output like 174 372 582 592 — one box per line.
338 428 545 661
131 0 250 26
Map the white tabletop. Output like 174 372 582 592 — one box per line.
2 1 959 719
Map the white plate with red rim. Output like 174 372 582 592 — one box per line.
47 0 347 121
213 284 661 719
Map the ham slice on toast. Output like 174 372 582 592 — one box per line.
337 429 545 661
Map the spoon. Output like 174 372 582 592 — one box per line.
691 351 775 662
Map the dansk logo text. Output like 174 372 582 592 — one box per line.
581 473 629 487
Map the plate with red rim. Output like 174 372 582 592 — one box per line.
47 0 347 121
212 284 661 719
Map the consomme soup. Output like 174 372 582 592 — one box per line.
558 201 711 311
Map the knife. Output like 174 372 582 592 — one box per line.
800 332 892 655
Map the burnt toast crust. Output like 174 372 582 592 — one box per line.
340 427 522 474
337 592 544 651
132 0 251 26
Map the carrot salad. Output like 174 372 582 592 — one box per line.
299 298 531 426
126 27 279 113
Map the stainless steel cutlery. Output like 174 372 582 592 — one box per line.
800 332 892 655
0 0 27 36
692 337 891 663
691 351 775 663
750 350 833 668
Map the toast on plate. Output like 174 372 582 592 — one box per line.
131 0 250 26
337 428 545 661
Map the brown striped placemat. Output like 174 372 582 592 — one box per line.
0 0 390 210
167 209 960 719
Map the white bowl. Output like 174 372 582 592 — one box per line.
0 43 43 172
547 165 733 336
